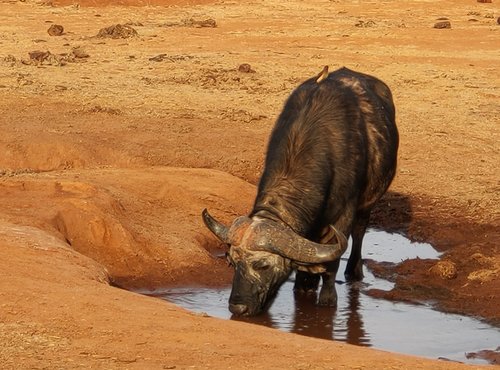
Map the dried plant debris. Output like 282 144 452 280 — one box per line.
23 50 67 66
163 18 217 28
47 24 64 36
0 168 39 177
124 21 144 27
354 19 376 28
1 55 18 67
96 24 138 39
184 18 217 27
88 105 122 115
22 48 89 66
148 54 194 62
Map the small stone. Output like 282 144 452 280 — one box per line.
238 63 255 73
47 24 64 36
433 21 451 29
72 46 89 59
477 0 492 3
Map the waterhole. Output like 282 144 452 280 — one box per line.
146 229 500 365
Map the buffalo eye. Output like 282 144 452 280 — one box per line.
252 260 272 271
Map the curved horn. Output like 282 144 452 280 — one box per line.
253 221 348 264
202 209 230 244
202 209 253 246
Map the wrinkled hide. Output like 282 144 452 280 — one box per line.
203 66 399 316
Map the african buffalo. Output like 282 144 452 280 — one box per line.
203 66 399 316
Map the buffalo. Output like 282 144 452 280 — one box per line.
202 66 399 316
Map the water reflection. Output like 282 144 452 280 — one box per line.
292 290 335 340
343 283 369 346
145 229 500 364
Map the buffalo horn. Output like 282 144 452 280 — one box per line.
254 221 348 264
202 208 231 244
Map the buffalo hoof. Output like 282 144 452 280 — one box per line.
344 262 364 281
317 287 338 307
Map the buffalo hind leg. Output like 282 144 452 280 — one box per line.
318 259 341 306
345 210 371 281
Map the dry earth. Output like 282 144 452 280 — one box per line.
0 0 499 368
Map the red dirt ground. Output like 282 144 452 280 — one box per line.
0 0 498 368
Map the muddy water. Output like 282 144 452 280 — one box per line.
148 229 500 365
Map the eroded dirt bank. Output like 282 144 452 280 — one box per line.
1 221 481 369
0 0 499 367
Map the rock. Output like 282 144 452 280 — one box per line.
433 21 451 29
96 24 138 39
238 63 255 73
72 46 90 59
47 24 64 36
477 0 492 3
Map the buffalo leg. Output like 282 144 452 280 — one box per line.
345 210 371 281
294 271 320 293
318 258 341 306
317 207 355 305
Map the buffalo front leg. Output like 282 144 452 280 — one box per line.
345 210 371 281
294 271 320 294
318 258 341 306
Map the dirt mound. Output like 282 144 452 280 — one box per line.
0 168 253 288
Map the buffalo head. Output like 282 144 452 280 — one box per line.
202 209 347 316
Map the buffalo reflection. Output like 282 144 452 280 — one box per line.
231 281 370 346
